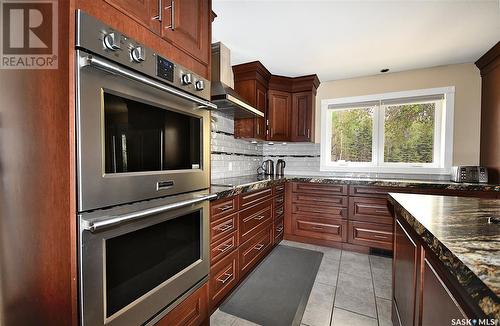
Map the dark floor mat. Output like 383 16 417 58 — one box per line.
219 244 323 326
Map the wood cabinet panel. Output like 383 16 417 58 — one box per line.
239 226 273 276
239 201 272 244
210 212 238 243
292 204 347 219
292 215 347 242
394 219 419 326
161 0 210 65
349 197 392 224
267 90 291 141
274 183 285 195
209 250 239 310
274 193 285 206
104 0 161 33
274 204 285 221
210 196 238 221
156 283 208 326
210 231 237 264
240 187 273 209
292 182 348 195
348 221 392 250
292 193 348 208
291 92 313 142
420 257 466 326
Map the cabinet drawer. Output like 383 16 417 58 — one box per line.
239 226 273 276
210 232 237 264
240 187 273 209
349 197 392 224
211 212 238 243
292 182 347 195
156 283 208 326
274 193 285 206
292 204 347 219
292 193 348 207
209 250 239 310
274 204 285 220
292 215 347 242
274 183 285 195
274 217 284 244
348 221 393 250
349 185 411 198
239 200 272 244
211 196 238 220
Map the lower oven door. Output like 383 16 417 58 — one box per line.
79 193 211 326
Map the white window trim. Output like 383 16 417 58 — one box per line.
320 86 455 175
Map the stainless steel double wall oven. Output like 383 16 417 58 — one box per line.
76 11 216 326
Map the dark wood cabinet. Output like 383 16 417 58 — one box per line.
161 0 210 65
268 90 291 141
104 0 161 33
291 92 314 141
156 283 209 326
420 257 466 325
348 221 392 250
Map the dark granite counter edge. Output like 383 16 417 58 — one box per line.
210 176 499 200
387 195 500 320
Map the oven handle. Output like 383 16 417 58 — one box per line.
82 194 217 232
80 54 218 110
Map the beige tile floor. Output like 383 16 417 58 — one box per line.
210 240 393 326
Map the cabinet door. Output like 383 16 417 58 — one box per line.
104 0 161 34
254 83 267 139
394 219 419 326
291 92 313 142
161 0 210 64
268 90 291 141
420 257 467 326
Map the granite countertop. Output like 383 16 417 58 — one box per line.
388 193 500 319
209 174 500 200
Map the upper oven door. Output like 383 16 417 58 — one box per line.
76 50 211 211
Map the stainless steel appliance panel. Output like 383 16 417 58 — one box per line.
76 50 211 211
79 192 212 326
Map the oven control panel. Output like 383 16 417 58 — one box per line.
75 10 211 101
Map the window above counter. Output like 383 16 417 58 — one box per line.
320 87 455 175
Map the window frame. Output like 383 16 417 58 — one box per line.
320 87 454 175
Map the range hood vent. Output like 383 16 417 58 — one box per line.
211 42 264 119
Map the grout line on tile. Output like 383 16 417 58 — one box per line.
369 254 381 326
329 249 343 326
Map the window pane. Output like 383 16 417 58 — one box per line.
384 102 435 163
330 108 373 162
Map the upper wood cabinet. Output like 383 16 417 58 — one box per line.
104 0 161 33
233 62 272 140
161 0 211 65
268 90 292 141
291 92 314 142
80 0 212 78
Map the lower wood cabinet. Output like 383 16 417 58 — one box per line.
393 219 419 326
156 283 208 326
292 215 347 242
420 257 467 325
239 226 273 277
209 250 239 310
348 221 392 250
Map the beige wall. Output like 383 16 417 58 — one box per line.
315 63 482 165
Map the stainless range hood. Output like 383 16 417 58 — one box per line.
211 42 264 119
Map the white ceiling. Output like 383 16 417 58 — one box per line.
212 0 500 81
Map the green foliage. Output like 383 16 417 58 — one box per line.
384 103 434 163
330 103 435 164
331 108 373 162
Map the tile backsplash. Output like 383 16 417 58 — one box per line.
210 112 448 181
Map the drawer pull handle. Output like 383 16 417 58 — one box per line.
276 197 284 203
374 209 388 215
216 272 233 284
216 243 233 253
372 234 388 239
254 215 265 221
218 205 233 212
276 226 283 232
253 244 264 250
276 185 284 191
311 226 323 230
276 208 284 215
216 223 233 232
